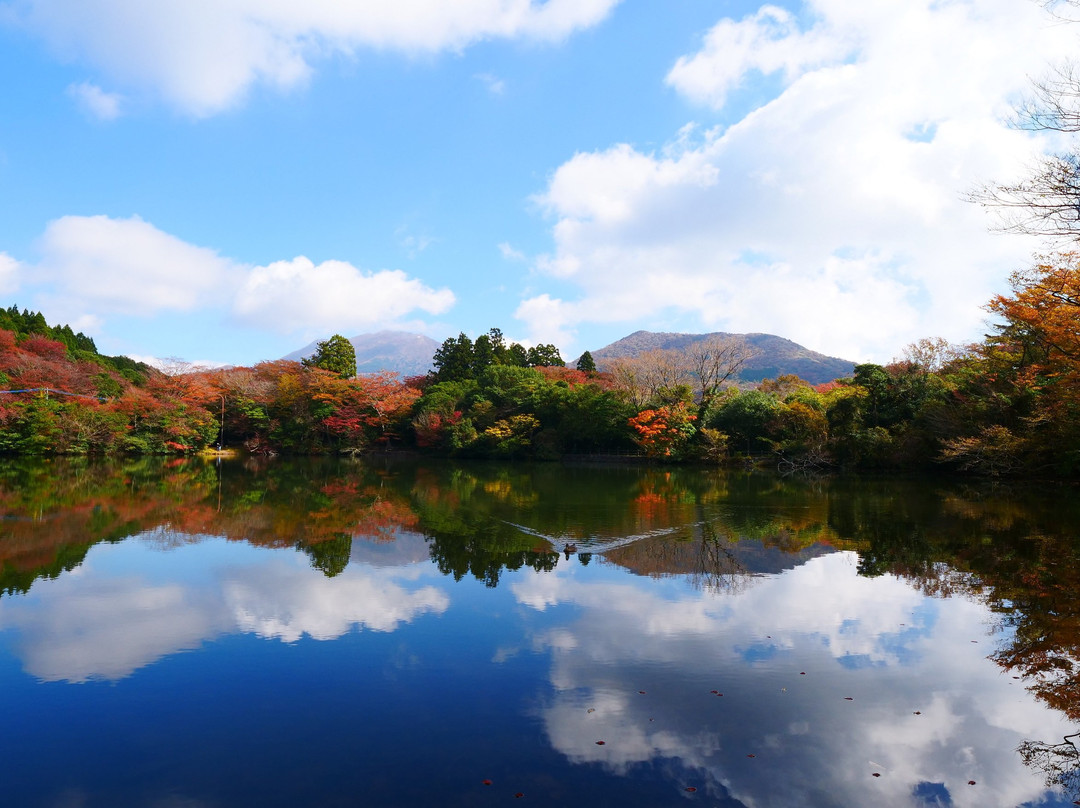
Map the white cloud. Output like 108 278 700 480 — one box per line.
396 227 435 259
475 72 507 95
499 242 526 261
66 80 123 119
18 215 454 339
234 256 455 335
35 215 238 315
5 0 621 116
666 5 846 110
524 0 1071 361
0 252 21 294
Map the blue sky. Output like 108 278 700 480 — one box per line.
0 0 1071 367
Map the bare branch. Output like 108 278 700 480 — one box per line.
1013 61 1080 132
1041 0 1080 23
969 152 1080 241
686 336 754 409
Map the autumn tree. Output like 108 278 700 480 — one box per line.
958 251 1080 471
898 337 966 373
608 349 692 407
628 402 697 458
686 335 754 421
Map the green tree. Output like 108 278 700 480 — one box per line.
432 333 475 382
527 343 565 367
302 334 356 379
576 350 597 372
473 333 496 375
710 389 783 454
505 342 529 367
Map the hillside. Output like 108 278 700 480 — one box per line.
587 330 855 386
284 330 440 377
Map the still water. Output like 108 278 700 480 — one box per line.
1 456 1078 807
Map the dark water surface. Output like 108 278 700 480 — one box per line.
1 456 1078 807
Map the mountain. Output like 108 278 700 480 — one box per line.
587 330 855 386
284 330 439 377
285 328 854 385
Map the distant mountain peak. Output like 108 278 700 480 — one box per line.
284 328 855 385
283 331 439 377
587 330 854 386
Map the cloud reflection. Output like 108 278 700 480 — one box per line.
0 532 448 682
512 552 1074 807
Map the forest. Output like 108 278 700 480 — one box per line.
0 250 1076 476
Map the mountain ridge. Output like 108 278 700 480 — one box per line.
284 329 856 385
588 330 855 386
283 330 440 377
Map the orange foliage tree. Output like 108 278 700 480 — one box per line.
628 402 697 458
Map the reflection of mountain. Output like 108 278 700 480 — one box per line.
2 455 1080 805
3 456 1080 731
602 535 837 581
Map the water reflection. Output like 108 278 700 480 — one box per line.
516 553 1063 806
0 535 448 682
0 457 1077 807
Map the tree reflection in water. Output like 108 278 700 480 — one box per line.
1018 733 1080 800
0 455 1079 797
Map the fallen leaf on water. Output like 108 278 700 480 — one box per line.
596 741 606 745
844 697 854 701
482 780 492 786
913 711 921 715
800 672 806 675
586 708 595 714
685 787 697 793
515 792 524 799
710 690 718 695
747 754 756 758
968 780 976 785
638 690 646 695
872 773 881 778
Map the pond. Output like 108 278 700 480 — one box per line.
1 456 1078 807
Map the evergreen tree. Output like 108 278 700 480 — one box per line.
526 344 565 367
431 333 475 381
576 350 597 373
473 333 495 375
506 343 529 367
303 334 356 378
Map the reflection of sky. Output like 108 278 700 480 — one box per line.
511 552 1076 807
0 531 448 681
0 536 1075 807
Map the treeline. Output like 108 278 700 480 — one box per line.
0 308 210 453
0 251 1077 476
